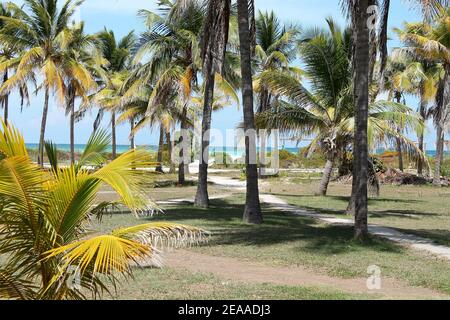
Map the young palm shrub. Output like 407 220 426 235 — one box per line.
255 20 426 197
0 121 207 300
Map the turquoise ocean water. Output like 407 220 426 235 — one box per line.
25 143 440 159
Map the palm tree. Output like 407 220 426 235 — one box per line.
0 120 207 300
0 0 84 167
256 20 425 197
383 55 412 172
133 0 204 183
194 0 231 207
368 0 449 88
384 52 441 174
342 0 373 240
64 22 99 165
395 8 450 185
341 0 448 238
237 0 262 224
253 10 300 176
116 81 185 175
95 29 136 160
0 3 29 126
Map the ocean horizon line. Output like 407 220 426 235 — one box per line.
24 143 442 157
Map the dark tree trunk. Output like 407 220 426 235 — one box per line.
194 64 215 208
130 118 136 150
156 126 164 173
69 93 75 165
195 0 230 208
166 130 176 174
111 111 117 160
237 0 262 224
396 130 404 172
417 96 427 176
351 0 371 241
179 105 189 185
2 70 8 126
395 94 404 171
417 130 425 176
433 125 444 186
433 64 450 185
318 156 335 196
258 88 270 177
38 87 50 167
377 0 390 90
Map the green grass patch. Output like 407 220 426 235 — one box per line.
95 195 450 295
109 267 374 300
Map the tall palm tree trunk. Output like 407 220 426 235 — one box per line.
396 131 404 172
194 63 215 207
352 0 371 240
259 133 267 177
2 70 8 126
418 131 425 175
195 0 230 207
433 65 450 185
318 156 335 196
166 130 176 174
111 111 117 160
258 88 270 177
69 94 76 165
417 97 427 176
38 86 50 167
156 126 164 173
237 0 262 224
130 118 136 150
179 105 189 185
433 125 444 186
395 94 404 171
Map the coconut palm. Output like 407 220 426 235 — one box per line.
0 3 30 126
94 29 136 160
236 0 263 223
64 22 99 165
256 20 425 197
195 0 231 207
338 0 373 240
394 8 450 185
133 0 204 182
384 51 442 174
253 10 300 176
0 0 86 167
0 120 207 300
340 0 448 240
382 55 412 172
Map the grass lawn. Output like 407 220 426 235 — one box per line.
268 181 450 247
110 268 374 300
94 195 450 297
96 174 228 203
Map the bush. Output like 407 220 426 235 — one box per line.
213 152 234 168
440 157 450 178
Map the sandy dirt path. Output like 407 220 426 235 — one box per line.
164 249 448 300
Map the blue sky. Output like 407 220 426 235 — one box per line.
7 0 434 149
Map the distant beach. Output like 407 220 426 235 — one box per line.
25 143 442 159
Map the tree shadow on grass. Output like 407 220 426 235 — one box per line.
141 199 404 256
369 210 439 219
278 194 424 205
393 229 450 247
